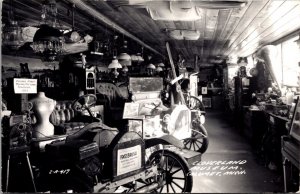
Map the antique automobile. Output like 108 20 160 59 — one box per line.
4 93 195 193
127 76 209 153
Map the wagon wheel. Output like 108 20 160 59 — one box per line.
72 94 97 113
183 125 209 153
146 149 193 193
187 96 205 113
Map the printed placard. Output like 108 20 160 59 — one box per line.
14 78 37 94
117 145 141 176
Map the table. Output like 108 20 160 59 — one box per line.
263 111 289 170
243 107 267 151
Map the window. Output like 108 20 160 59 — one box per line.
273 44 282 85
246 56 255 76
281 36 300 87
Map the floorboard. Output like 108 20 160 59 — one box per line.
191 110 283 193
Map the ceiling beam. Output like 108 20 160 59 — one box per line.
67 0 164 57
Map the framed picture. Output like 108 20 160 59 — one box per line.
202 97 212 108
201 87 208 95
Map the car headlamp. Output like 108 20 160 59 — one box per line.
200 115 205 125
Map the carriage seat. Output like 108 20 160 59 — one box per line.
96 82 129 106
95 82 129 127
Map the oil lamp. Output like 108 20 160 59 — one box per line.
108 58 122 78
32 0 64 61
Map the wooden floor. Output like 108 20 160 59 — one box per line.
191 110 283 193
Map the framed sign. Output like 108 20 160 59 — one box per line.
202 87 208 95
117 145 142 176
123 103 140 119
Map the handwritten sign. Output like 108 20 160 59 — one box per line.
190 160 247 177
14 78 37 94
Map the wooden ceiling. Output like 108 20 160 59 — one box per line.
2 0 300 65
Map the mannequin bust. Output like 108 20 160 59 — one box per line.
30 92 56 138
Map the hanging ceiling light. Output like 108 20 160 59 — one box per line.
156 66 163 72
122 66 129 72
131 54 138 62
117 40 132 66
2 0 24 50
137 54 144 62
118 52 132 66
64 4 81 43
33 25 64 61
147 63 156 69
32 0 64 61
157 62 165 67
2 21 24 50
118 52 131 61
108 58 122 69
108 58 122 78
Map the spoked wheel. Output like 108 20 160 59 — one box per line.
183 124 209 153
188 96 205 113
147 149 193 193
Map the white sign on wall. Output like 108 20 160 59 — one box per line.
117 145 141 176
14 78 37 94
202 87 208 95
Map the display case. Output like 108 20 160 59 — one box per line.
243 107 267 151
282 97 300 192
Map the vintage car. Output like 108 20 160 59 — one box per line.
4 91 197 193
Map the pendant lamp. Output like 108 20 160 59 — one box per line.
122 66 129 72
157 62 165 67
156 66 163 72
64 4 81 43
137 53 144 63
131 55 138 62
147 63 156 69
117 40 132 66
32 0 64 61
32 24 64 61
108 58 122 78
108 58 122 69
2 0 24 50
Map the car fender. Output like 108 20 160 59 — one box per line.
145 135 184 149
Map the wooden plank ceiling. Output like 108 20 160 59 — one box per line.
2 0 300 66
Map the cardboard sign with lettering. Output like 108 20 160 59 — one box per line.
14 78 37 94
117 145 141 176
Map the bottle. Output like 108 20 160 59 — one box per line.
62 103 71 122
55 104 62 125
67 103 75 119
58 104 66 124
286 89 294 105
